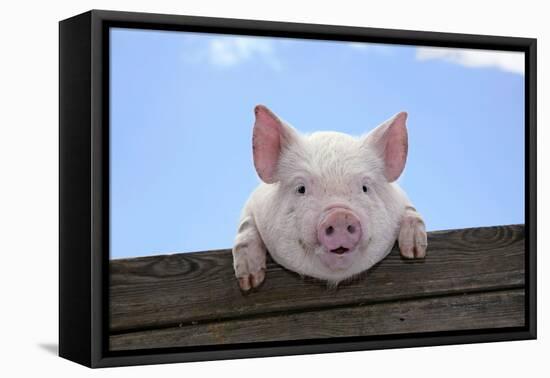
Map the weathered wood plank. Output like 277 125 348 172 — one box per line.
110 289 525 350
110 224 524 333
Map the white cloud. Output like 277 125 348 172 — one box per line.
416 46 524 75
183 36 281 70
348 42 370 51
347 42 395 55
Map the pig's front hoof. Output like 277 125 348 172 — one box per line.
398 208 428 259
237 269 266 291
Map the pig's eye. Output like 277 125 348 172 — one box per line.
296 185 306 195
362 185 368 193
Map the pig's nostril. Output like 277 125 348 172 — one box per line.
326 226 334 236
347 225 356 234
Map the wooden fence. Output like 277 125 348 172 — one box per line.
109 224 525 351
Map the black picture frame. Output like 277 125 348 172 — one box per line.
59 9 537 368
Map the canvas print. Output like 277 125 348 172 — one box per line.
108 27 525 351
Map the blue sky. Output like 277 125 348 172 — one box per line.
110 28 525 259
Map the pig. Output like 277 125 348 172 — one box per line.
232 105 427 290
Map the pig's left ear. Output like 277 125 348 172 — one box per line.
252 105 298 183
363 112 408 182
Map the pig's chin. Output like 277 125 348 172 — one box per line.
318 248 358 271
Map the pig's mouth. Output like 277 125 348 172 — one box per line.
330 247 350 255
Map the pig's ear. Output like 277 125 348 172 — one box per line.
363 112 408 182
252 105 296 183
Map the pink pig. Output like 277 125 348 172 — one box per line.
233 105 427 290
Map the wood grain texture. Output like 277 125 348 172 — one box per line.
110 289 524 350
110 224 525 335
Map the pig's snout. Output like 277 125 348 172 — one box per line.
317 208 362 254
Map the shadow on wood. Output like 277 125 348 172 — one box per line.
109 224 525 351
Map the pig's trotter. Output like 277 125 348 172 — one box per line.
232 216 267 291
398 206 428 259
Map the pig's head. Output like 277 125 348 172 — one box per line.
252 105 409 283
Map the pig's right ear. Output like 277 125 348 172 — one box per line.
252 105 295 183
363 112 409 182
